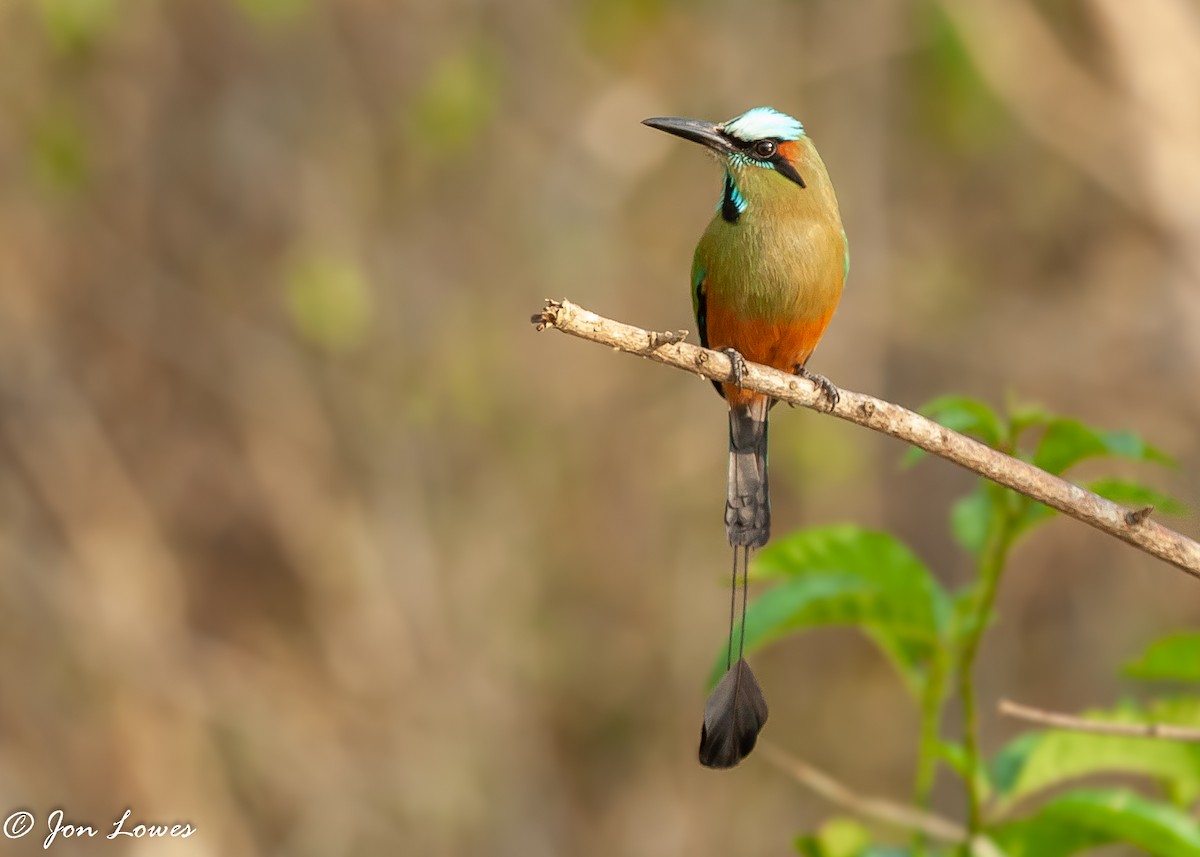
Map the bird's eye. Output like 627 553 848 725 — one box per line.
752 139 777 159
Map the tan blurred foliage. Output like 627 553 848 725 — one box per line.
0 0 1197 854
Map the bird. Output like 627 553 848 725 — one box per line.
643 106 847 768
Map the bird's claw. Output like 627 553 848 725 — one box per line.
796 367 839 412
722 348 748 388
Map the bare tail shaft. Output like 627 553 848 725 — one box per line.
725 398 769 548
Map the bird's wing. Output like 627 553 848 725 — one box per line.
691 253 708 348
691 251 725 398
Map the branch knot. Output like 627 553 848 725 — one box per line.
1125 506 1154 526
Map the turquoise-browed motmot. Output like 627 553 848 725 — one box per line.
644 107 847 767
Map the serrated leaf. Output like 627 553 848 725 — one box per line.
718 526 951 696
1124 633 1200 682
992 703 1200 811
1032 419 1174 475
990 788 1200 857
708 574 867 688
904 396 1003 466
1088 478 1188 517
753 528 949 613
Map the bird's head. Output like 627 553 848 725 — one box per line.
643 106 830 223
643 106 808 188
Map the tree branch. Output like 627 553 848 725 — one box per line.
759 741 967 843
531 299 1200 580
999 699 1200 742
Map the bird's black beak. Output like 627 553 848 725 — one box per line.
642 117 733 154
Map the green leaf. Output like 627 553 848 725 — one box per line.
990 816 1102 857
951 484 1056 555
1008 402 1056 436
719 526 952 696
1125 633 1200 682
1010 499 1055 541
1089 478 1188 517
992 702 1200 811
990 788 1200 857
1032 419 1174 475
793 818 872 857
795 836 822 857
1146 695 1200 724
904 396 1003 466
950 488 991 554
990 730 1039 798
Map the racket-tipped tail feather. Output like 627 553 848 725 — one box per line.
699 657 769 768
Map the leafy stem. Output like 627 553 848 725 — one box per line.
693 391 1192 855
957 490 1018 835
911 649 948 857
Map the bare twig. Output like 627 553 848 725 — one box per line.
531 299 1200 580
759 741 967 842
999 699 1200 742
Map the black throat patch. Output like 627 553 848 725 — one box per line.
720 173 741 224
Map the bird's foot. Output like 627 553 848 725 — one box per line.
795 366 839 412
722 348 748 388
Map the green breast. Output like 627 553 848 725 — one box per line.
693 204 846 324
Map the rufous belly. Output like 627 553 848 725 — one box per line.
705 305 836 407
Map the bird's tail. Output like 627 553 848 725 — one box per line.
725 397 770 548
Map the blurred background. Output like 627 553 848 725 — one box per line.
0 0 1198 854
